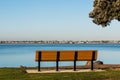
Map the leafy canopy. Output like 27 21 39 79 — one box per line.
89 0 120 27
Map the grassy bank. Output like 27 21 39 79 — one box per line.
0 68 120 80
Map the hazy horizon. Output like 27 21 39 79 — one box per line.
0 0 120 41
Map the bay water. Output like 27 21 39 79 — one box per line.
0 44 120 67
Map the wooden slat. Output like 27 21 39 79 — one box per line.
77 50 97 60
35 50 98 61
35 50 57 61
59 51 75 61
35 50 39 61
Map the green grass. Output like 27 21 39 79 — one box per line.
0 68 120 80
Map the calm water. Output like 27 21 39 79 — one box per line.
0 44 120 67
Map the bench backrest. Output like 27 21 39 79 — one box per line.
35 50 98 61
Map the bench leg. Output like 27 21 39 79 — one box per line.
74 60 76 71
91 51 95 70
38 61 40 71
74 51 78 71
91 60 93 70
38 52 41 71
56 60 59 71
56 51 60 71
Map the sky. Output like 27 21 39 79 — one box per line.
0 0 120 41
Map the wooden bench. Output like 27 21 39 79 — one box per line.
35 50 98 71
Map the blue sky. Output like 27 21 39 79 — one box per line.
0 0 120 41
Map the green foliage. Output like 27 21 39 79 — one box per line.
89 0 120 27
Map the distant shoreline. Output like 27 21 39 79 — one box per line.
1 40 120 44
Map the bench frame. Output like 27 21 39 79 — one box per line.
35 50 97 71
